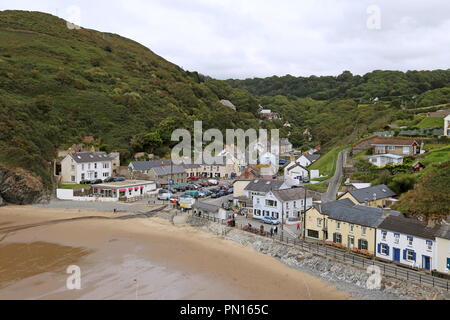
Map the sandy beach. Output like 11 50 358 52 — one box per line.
0 205 349 300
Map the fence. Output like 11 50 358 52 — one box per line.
190 212 450 291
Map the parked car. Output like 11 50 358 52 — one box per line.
217 190 227 198
302 177 310 183
210 187 220 193
103 177 115 183
188 176 200 181
91 179 103 184
226 188 234 195
208 179 219 185
158 191 172 201
260 216 280 225
114 177 126 182
80 180 92 185
184 191 200 199
200 190 212 197
211 192 221 199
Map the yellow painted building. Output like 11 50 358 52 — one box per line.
339 184 396 208
304 199 403 256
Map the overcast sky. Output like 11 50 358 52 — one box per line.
2 0 450 79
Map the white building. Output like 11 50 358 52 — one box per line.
60 152 118 184
296 154 320 167
445 114 450 136
435 225 450 275
368 154 404 168
284 162 309 186
57 180 157 202
252 188 313 224
376 215 440 271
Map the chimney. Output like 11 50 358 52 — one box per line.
381 208 392 218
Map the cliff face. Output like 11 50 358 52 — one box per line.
0 167 45 205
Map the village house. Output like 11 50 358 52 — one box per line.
60 151 119 184
445 114 450 137
233 179 253 208
243 179 288 216
305 199 403 256
371 138 420 156
367 154 404 168
192 201 228 220
184 164 202 178
376 216 441 271
148 165 188 186
435 225 450 276
339 184 397 208
296 154 321 167
128 160 173 174
284 162 309 186
252 188 313 224
260 109 282 120
279 138 293 155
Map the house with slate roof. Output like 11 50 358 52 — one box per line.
339 184 397 208
305 199 403 256
60 151 119 184
376 216 441 271
252 188 313 224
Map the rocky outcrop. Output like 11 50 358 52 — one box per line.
0 166 45 205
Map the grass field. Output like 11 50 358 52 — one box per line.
422 146 450 165
305 182 329 192
309 145 350 180
415 117 444 129
58 184 91 189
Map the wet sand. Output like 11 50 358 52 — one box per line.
0 206 350 300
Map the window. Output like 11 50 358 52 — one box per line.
255 210 261 216
407 236 414 246
273 212 279 219
359 239 368 250
350 224 355 233
403 147 410 154
317 218 322 227
333 233 342 244
336 222 341 230
94 172 98 179
264 211 270 217
71 176 75 182
293 201 297 208
307 230 319 239
266 200 277 207
406 250 415 261
103 163 109 169
388 146 396 151
256 198 260 205
286 203 290 209
362 227 367 236
71 165 75 170
103 173 109 177
81 173 85 180
94 163 98 169
382 231 387 241
82 164 85 171
381 244 389 255
426 240 433 251
394 233 400 244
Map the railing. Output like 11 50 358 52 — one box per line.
189 212 450 291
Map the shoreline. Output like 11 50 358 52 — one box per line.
0 205 349 300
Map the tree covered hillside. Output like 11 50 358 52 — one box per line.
227 70 450 104
0 11 262 186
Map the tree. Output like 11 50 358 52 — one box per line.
392 162 450 221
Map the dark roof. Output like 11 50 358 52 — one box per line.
193 201 220 213
371 138 418 146
273 188 308 201
244 179 285 192
304 154 320 163
378 216 441 240
151 165 185 176
315 199 403 228
70 152 116 163
347 184 396 203
286 162 307 172
436 225 450 240
130 160 173 171
183 164 201 169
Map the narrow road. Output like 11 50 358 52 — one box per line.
322 148 350 203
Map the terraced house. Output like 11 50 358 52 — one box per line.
339 184 397 208
305 199 403 256
376 216 444 272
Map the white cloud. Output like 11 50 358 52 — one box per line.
1 0 450 79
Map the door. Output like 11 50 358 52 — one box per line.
422 256 431 270
348 236 355 249
393 248 401 262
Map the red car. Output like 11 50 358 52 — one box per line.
188 176 200 181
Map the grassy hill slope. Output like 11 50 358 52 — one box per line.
0 10 262 186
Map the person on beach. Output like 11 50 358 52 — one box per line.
270 227 274 237
274 226 278 235
297 223 301 231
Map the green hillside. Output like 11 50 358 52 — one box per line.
0 10 262 186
